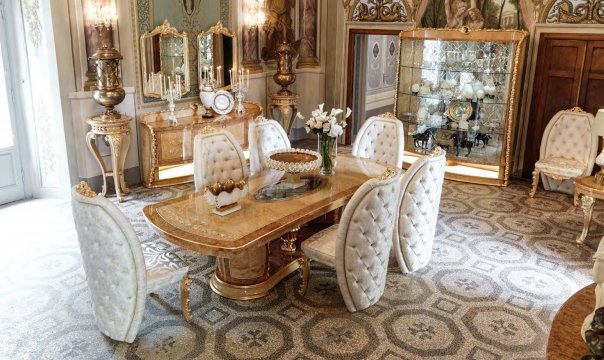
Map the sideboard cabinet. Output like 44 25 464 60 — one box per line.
139 102 262 187
395 27 527 185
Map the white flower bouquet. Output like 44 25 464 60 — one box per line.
298 103 351 138
297 104 352 175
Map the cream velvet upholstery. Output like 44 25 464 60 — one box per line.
71 185 190 343
530 109 597 196
352 114 404 168
582 236 604 342
194 129 249 191
392 148 446 273
248 119 291 175
301 172 402 312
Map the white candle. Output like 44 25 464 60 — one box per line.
217 66 222 87
160 75 163 97
246 69 250 89
229 69 233 86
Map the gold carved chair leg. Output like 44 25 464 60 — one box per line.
180 274 193 322
529 168 540 198
298 257 310 296
576 195 595 245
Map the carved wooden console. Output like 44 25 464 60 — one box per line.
139 102 262 188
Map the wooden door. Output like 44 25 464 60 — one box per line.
522 34 604 178
579 41 604 115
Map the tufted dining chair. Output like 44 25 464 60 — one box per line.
71 182 192 343
530 107 598 197
391 147 446 273
194 127 249 192
352 112 404 168
300 168 402 312
582 235 604 347
248 117 291 175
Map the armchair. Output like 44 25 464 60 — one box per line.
71 182 191 343
392 147 446 273
299 168 402 312
530 108 598 197
352 112 404 168
248 117 291 175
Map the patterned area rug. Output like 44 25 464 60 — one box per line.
2 180 603 359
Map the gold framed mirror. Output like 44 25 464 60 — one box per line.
197 21 237 90
140 20 190 98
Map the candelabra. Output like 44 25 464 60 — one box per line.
162 81 182 124
233 83 248 116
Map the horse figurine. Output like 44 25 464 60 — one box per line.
412 128 436 149
474 132 491 147
451 133 473 157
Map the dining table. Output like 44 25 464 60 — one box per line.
143 154 391 300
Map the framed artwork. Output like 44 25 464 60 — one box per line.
420 0 528 29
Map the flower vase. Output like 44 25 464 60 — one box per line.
318 134 337 176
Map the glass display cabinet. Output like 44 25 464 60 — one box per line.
395 27 528 185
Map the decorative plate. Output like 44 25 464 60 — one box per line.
212 90 234 115
446 100 473 122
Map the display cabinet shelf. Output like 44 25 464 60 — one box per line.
395 27 527 186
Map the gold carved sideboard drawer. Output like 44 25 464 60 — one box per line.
158 131 188 164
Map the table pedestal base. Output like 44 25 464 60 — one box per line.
211 237 305 300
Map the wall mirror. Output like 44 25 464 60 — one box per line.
197 21 237 89
140 20 190 98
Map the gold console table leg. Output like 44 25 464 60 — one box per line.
576 195 595 245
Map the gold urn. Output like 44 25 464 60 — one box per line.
90 46 125 120
273 41 300 96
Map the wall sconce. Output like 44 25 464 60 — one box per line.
245 0 266 28
87 1 125 120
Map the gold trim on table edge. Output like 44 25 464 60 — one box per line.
209 258 303 300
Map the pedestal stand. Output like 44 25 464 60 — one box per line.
86 115 133 202
270 92 299 136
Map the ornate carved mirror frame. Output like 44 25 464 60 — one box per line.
197 21 238 90
140 20 190 99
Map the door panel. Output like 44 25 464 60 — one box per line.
579 41 604 115
0 9 25 204
522 37 586 178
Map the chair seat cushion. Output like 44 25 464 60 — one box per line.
142 242 189 294
535 157 586 178
301 225 338 268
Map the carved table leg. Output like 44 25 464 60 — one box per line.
106 132 128 202
180 274 193 322
573 189 579 208
298 257 310 296
529 168 539 198
118 129 131 194
281 226 301 253
576 195 595 245
86 131 108 196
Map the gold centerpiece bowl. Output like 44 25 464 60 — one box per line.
265 148 322 188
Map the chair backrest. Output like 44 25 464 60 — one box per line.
194 128 248 191
248 118 291 175
352 113 404 168
70 182 146 343
335 168 402 312
392 147 446 273
540 108 597 173
582 236 604 341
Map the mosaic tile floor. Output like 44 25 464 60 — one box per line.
2 180 603 359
